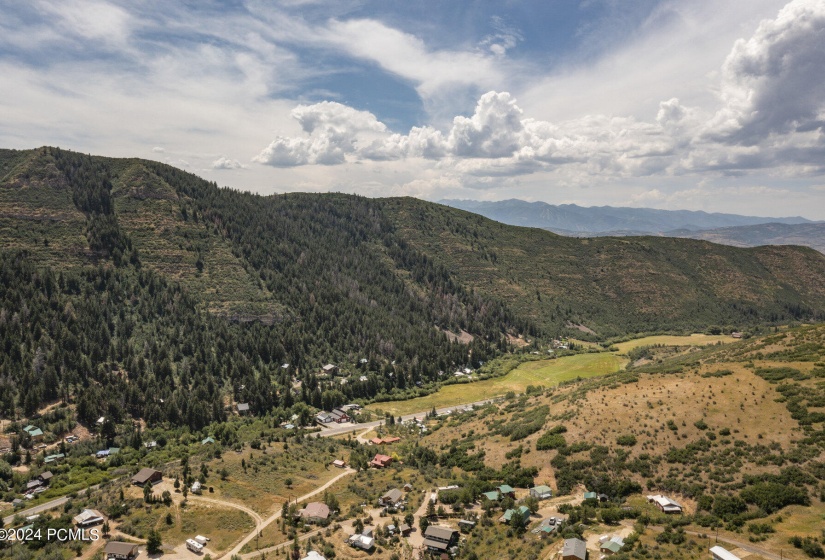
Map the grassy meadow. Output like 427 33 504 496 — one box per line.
370 352 623 416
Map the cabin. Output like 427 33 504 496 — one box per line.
131 467 162 486
600 536 625 555
379 488 403 507
647 494 683 514
23 425 44 442
482 490 500 502
44 453 65 464
399 523 412 536
74 509 105 527
348 533 375 551
298 502 331 523
331 459 346 468
236 403 250 415
301 552 327 560
530 485 553 499
500 505 530 524
370 454 392 468
422 525 459 555
104 542 139 560
498 484 515 498
562 538 587 560
38 471 53 484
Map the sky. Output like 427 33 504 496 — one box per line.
2 0 825 219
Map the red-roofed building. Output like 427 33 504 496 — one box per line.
370 454 393 468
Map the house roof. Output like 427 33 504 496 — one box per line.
399 523 411 532
25 427 44 437
502 506 530 522
237 403 250 411
423 538 449 551
532 485 552 495
583 491 598 499
601 540 623 553
104 542 139 556
202 437 215 445
498 484 514 494
131 467 162 484
710 546 742 560
482 491 500 501
39 471 53 481
372 454 391 462
74 509 104 525
300 502 330 520
424 525 457 541
300 552 326 560
382 488 403 503
562 538 587 560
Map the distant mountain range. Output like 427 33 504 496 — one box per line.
439 199 825 253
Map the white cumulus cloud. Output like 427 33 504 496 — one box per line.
212 156 244 170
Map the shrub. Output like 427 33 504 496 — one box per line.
616 435 637 447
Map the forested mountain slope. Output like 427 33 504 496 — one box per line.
385 198 825 337
2 146 825 428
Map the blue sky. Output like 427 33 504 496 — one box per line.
2 0 825 218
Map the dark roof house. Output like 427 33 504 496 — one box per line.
131 468 162 486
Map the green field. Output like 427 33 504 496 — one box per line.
370 352 623 416
611 333 735 354
369 333 737 417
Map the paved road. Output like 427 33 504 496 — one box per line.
3 495 71 526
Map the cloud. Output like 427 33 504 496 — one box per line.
212 156 244 170
254 101 388 166
708 0 825 145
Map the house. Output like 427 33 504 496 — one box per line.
201 437 215 445
370 454 392 468
530 485 553 499
647 494 683 514
381 436 401 444
422 525 459 554
458 519 476 532
330 409 350 423
562 538 587 560
500 505 530 524
482 490 500 502
38 471 53 484
23 425 44 442
300 552 326 560
710 546 744 560
236 403 250 415
331 459 346 468
298 502 331 523
399 523 412 536
379 488 403 507
26 480 42 492
74 509 105 527
403 483 413 492
600 536 625 555
583 491 598 501
322 364 339 376
104 541 139 560
498 484 515 498
348 533 375 551
316 412 335 423
43 453 65 464
131 467 162 486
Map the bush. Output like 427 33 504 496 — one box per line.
536 433 566 451
616 435 637 446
